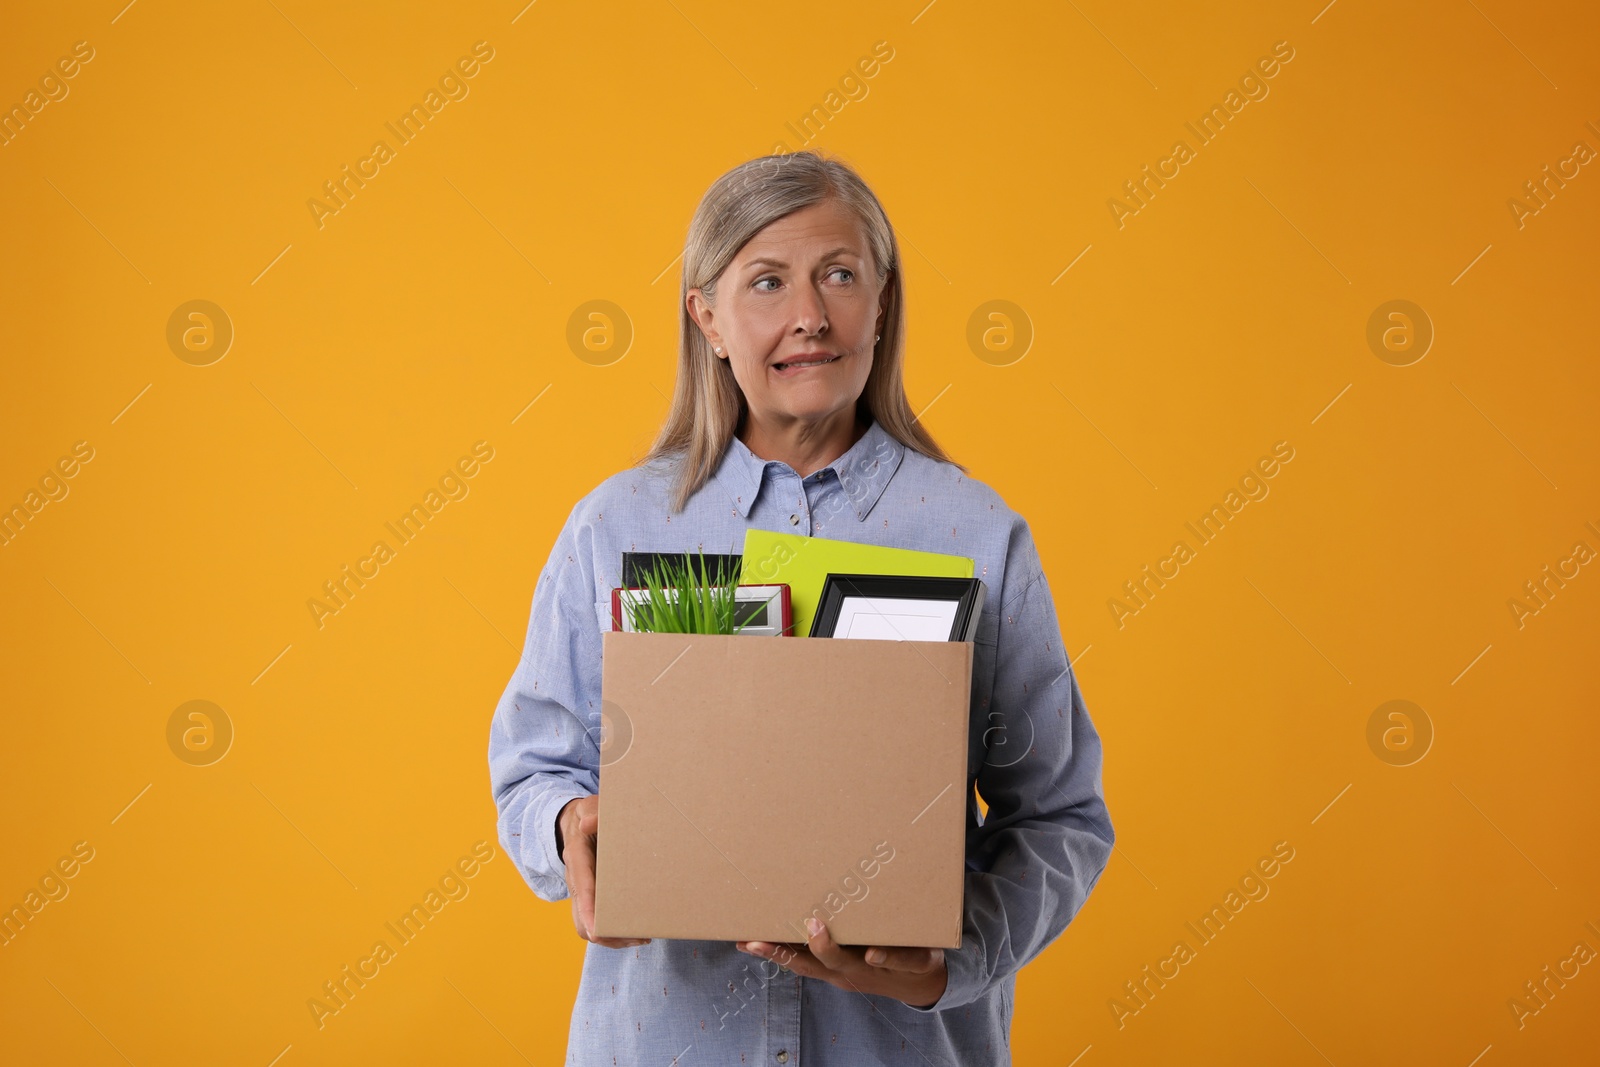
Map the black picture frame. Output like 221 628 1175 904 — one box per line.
622 551 742 587
808 574 987 641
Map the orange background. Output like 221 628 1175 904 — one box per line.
2 1 1597 1063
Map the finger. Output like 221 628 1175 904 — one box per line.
592 936 651 949
565 832 598 939
803 918 852 971
739 941 812 972
738 940 795 957
862 945 944 974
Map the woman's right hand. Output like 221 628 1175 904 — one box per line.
557 795 651 949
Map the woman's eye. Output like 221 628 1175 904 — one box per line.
754 268 850 291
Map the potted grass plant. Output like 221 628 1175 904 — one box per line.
619 550 774 635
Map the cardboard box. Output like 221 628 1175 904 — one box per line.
592 630 971 948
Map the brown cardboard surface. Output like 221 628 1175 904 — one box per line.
592 631 971 948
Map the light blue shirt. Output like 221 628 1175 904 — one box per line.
488 416 1113 1065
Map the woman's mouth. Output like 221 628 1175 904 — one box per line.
772 355 841 374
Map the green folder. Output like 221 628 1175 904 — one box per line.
740 529 975 637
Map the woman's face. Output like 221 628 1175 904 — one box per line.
688 199 888 432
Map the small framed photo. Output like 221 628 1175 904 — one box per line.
610 583 793 637
809 575 988 641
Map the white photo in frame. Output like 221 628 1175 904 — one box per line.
832 596 959 641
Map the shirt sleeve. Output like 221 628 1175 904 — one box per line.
487 502 603 903
909 515 1114 1013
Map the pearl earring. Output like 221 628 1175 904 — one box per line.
874 335 880 343
714 346 722 354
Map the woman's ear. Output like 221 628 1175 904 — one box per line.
686 288 724 356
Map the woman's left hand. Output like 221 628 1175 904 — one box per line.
737 918 947 1009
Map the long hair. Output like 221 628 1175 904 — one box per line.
639 149 966 515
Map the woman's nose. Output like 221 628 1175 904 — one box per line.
791 285 828 335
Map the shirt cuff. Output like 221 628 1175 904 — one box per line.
906 936 980 1013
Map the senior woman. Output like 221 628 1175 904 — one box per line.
488 150 1113 1065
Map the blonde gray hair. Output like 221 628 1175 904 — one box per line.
639 149 966 515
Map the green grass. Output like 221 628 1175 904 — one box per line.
619 551 774 635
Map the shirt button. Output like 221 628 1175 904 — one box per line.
776 1053 789 1064
790 514 799 525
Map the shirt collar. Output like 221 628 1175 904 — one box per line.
713 417 905 522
